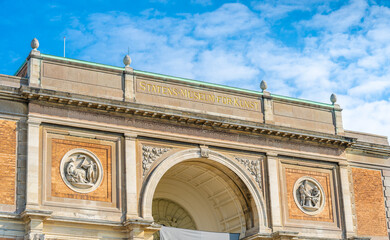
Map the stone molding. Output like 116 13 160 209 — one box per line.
20 86 357 148
140 147 270 234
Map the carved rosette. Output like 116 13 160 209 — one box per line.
293 176 325 215
142 145 171 176
60 148 103 193
235 157 262 189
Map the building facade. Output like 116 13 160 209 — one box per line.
0 39 389 239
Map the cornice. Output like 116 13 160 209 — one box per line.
20 86 355 148
348 141 390 156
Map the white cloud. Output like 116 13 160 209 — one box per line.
193 3 265 38
191 0 212 6
301 0 368 33
63 0 390 138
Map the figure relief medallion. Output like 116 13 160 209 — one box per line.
60 148 103 193
293 176 325 215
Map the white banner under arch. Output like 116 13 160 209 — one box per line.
160 226 240 240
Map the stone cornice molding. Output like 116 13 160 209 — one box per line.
20 86 357 148
21 209 52 222
349 141 390 156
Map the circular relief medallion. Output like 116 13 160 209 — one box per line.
293 176 325 215
60 148 103 193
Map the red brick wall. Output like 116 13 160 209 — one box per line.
51 138 112 202
0 120 16 205
352 167 388 236
285 167 334 222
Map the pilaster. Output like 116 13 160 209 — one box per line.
26 118 41 209
125 133 139 219
339 162 355 238
266 152 282 231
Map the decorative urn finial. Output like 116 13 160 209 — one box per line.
330 93 337 105
260 80 267 92
123 54 131 67
31 38 39 50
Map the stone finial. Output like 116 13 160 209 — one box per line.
31 38 39 50
260 80 267 92
123 54 131 67
330 93 337 105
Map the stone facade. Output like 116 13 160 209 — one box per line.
0 40 388 239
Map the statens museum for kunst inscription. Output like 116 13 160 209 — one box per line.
137 79 260 111
293 177 325 215
60 149 103 193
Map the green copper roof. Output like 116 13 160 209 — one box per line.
16 53 334 108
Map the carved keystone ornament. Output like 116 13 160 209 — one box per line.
293 176 325 215
60 149 103 193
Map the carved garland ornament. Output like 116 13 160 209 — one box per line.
60 148 103 193
235 157 262 189
142 145 171 176
293 176 325 215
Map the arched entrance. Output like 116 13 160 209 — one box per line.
140 148 268 239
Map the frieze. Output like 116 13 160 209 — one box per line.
235 156 263 189
142 145 171 176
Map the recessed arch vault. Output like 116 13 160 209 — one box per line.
139 147 269 237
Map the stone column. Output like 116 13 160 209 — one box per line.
266 152 282 231
125 133 138 219
25 118 41 209
339 162 355 238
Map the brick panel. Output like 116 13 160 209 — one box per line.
352 167 388 236
285 168 333 222
51 138 112 202
0 120 16 205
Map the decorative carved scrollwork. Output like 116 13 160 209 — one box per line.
142 145 171 176
235 157 262 189
293 176 325 215
60 149 103 193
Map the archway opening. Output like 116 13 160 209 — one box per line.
152 159 259 239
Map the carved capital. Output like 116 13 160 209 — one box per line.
124 132 137 140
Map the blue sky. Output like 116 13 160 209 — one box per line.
1 0 390 138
